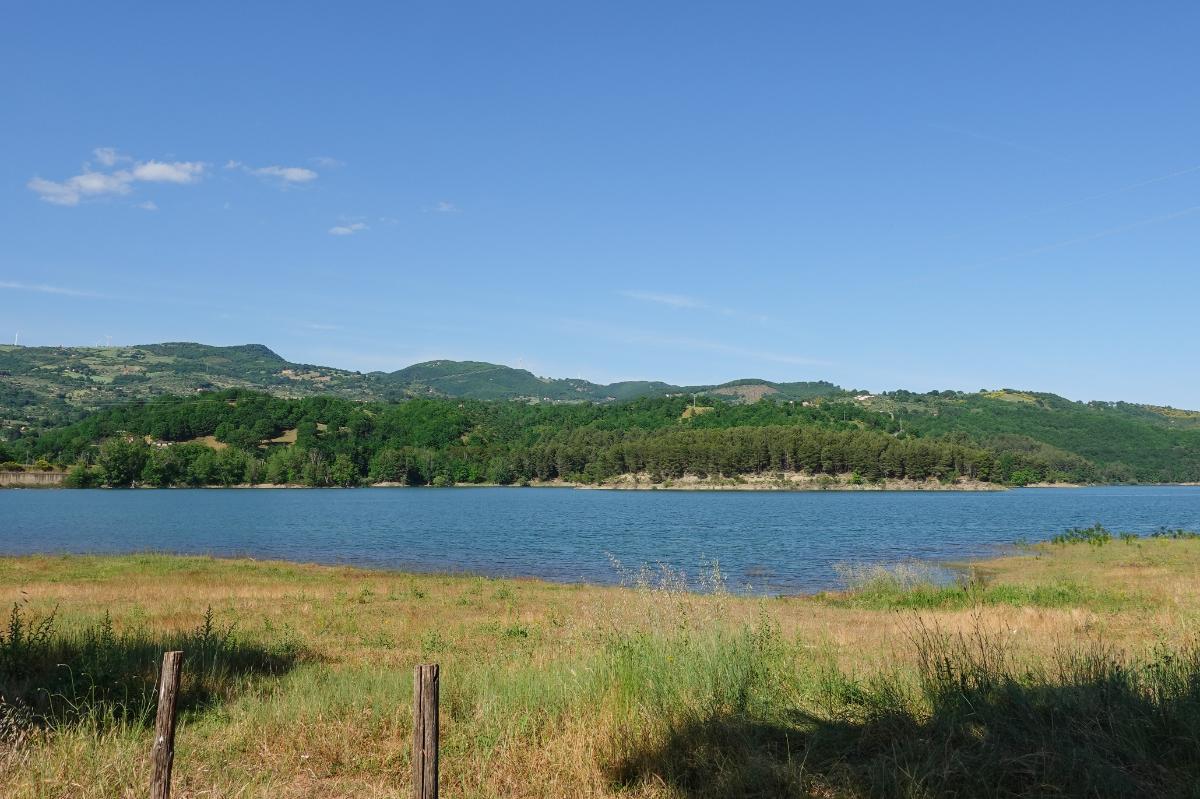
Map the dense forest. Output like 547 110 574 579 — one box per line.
5 386 1190 488
8 342 1195 489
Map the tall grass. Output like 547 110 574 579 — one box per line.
7 548 1200 797
838 620 1200 797
438 551 1200 795
612 616 1200 797
604 551 1200 796
0 603 303 731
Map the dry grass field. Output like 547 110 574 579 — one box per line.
2 534 1199 798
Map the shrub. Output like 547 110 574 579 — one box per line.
1051 523 1113 546
63 462 99 488
1150 527 1200 540
1009 468 1039 486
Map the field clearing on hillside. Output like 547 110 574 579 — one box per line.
267 428 298 444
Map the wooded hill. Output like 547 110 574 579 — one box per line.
0 342 845 426
7 382 1199 488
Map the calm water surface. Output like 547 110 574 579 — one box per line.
1 486 1197 593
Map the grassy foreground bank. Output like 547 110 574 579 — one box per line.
2 537 1200 798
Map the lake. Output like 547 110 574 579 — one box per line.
1 486 1197 594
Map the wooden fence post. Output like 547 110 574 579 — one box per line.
413 663 440 799
150 650 184 799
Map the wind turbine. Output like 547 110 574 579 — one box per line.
12 331 18 346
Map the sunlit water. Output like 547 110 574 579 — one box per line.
1 486 1197 594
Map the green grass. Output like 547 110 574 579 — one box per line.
5 541 1200 797
0 603 304 730
1149 527 1200 540
824 560 1148 612
0 552 329 585
1051 522 1114 546
614 620 1200 798
1048 524 1200 546
12 600 1200 797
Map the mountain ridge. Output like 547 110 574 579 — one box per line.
7 341 1200 485
2 342 1197 434
0 342 851 426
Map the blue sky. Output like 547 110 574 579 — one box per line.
3 2 1199 407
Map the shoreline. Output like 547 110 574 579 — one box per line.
0 532 1178 599
7 541 1200 796
3 472 1006 491
5 477 1011 491
9 472 1199 491
557 472 1007 491
0 546 1021 599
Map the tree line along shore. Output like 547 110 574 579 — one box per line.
3 388 1197 489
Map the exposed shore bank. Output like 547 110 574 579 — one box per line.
19 471 1013 491
0 469 67 487
22 472 1189 491
563 471 1006 491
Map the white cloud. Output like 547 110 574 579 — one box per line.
622 290 706 309
27 177 83 206
432 200 459 213
679 337 824 366
329 222 368 236
131 160 206 183
73 171 132 194
28 152 206 206
248 165 318 184
561 318 826 367
25 176 78 203
0 281 107 298
31 149 335 207
27 171 133 206
311 156 344 168
92 147 129 167
622 289 773 325
137 200 158 211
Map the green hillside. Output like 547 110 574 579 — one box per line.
0 342 851 427
8 380 1200 487
8 389 995 488
865 389 1200 483
0 343 378 426
3 343 1200 485
380 360 680 402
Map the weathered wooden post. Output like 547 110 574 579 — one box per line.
413 663 440 799
150 650 184 799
